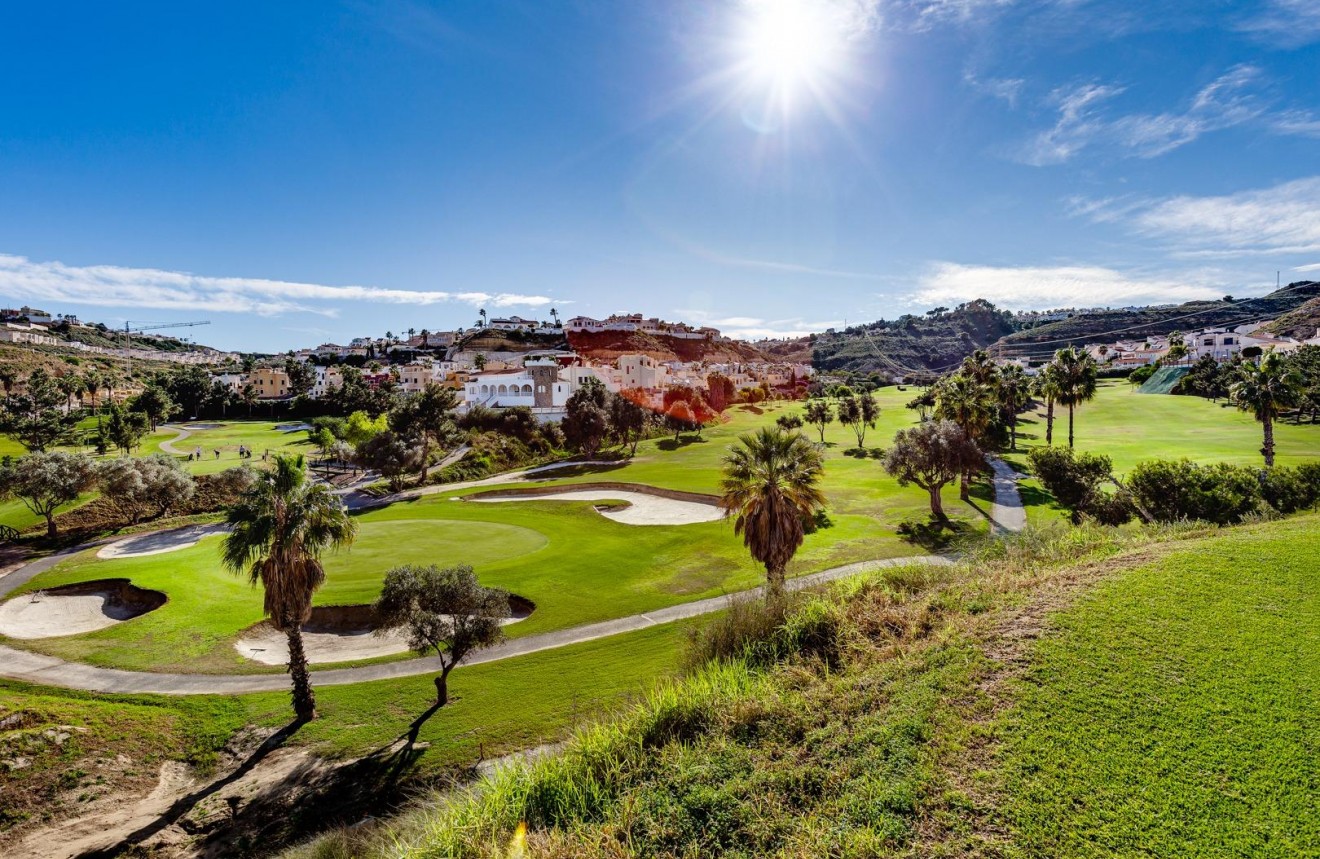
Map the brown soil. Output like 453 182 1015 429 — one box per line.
566 330 770 364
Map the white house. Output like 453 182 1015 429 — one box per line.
0 322 60 346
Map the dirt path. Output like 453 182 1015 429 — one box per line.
156 424 192 456
0 555 951 695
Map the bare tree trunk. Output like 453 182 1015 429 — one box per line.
1009 412 1017 451
1046 397 1055 445
284 621 317 722
435 663 454 706
1068 403 1076 449
929 485 948 523
1262 415 1275 468
45 513 57 538
960 470 971 501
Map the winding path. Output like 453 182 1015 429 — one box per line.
155 424 193 456
0 554 949 695
987 457 1027 534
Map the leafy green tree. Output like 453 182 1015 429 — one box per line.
284 357 317 399
391 383 460 479
0 369 80 452
1230 351 1302 467
796 399 830 443
343 410 387 447
0 451 98 537
373 564 511 706
720 427 825 600
705 374 735 414
101 403 150 455
609 390 648 455
563 377 610 456
130 384 178 431
1052 347 1099 449
883 420 984 524
356 430 424 491
836 393 879 448
221 455 356 722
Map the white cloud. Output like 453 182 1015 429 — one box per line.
1239 0 1320 47
964 71 1025 107
1293 263 1320 273
675 308 839 340
1272 110 1320 137
912 262 1225 309
1126 177 1320 257
0 254 556 317
1023 65 1269 164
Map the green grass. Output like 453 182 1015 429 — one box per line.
998 514 1320 857
136 419 313 475
1008 380 1320 475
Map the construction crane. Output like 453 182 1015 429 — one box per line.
121 320 211 378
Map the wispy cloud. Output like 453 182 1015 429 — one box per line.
964 70 1026 107
912 262 1226 309
1295 263 1320 273
676 308 839 340
0 254 556 317
1021 65 1287 165
1085 177 1320 257
1239 0 1320 47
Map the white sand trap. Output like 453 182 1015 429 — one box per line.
97 524 229 559
236 627 414 665
0 582 165 639
471 490 725 526
235 603 532 665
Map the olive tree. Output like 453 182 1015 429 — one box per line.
373 564 511 705
882 420 984 524
0 451 98 537
98 455 196 525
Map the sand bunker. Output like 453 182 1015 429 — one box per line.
234 599 534 666
0 580 166 639
97 524 229 559
470 489 725 526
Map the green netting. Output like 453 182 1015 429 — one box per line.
1137 366 1191 394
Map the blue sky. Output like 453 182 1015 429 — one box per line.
1 0 1318 351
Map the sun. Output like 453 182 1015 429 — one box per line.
735 0 852 104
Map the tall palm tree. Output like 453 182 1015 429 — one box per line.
57 374 84 412
934 371 996 499
1053 347 1098 449
222 455 356 722
1230 351 1302 467
959 350 1000 387
720 427 825 601
1034 363 1064 446
997 364 1031 451
82 368 104 413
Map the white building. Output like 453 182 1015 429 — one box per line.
462 358 610 415
311 366 343 398
0 323 60 346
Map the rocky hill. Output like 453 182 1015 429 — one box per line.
1260 295 1320 341
566 330 770 364
810 299 1017 377
996 281 1320 356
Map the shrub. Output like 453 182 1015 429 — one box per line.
1128 459 1264 525
684 594 847 670
1259 466 1320 515
1028 446 1133 525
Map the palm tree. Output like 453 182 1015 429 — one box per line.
1166 333 1189 366
0 366 18 396
959 350 999 387
1034 363 1064 446
1053 347 1098 449
720 427 825 601
997 364 1030 451
933 371 995 499
57 374 84 412
222 455 356 722
82 368 104 413
101 369 120 409
1230 351 1302 467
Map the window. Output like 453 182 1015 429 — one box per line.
1225 338 1235 345
1203 339 1214 346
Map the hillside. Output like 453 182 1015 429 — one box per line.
997 281 1320 355
1261 295 1320 340
810 299 1017 377
566 329 770 363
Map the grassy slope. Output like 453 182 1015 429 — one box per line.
1003 379 1320 475
314 514 1320 859
999 515 1320 857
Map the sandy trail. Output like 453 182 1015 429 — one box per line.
0 589 151 639
469 489 725 526
97 523 229 559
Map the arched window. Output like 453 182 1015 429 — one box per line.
521 384 532 394
498 384 508 394
480 384 489 394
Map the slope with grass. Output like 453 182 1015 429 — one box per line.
287 513 1320 859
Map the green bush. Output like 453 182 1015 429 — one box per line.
685 595 847 670
1128 459 1265 525
1259 466 1320 515
1028 446 1133 525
